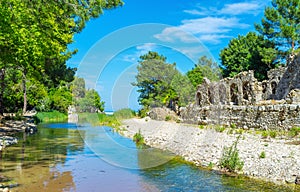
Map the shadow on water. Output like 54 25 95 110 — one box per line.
0 123 298 191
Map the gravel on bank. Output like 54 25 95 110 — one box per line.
121 118 300 185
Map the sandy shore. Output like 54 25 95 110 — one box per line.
122 118 300 185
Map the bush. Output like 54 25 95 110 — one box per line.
220 136 244 172
133 129 145 147
261 131 268 138
215 126 226 132
289 127 300 137
138 108 149 118
259 151 266 158
165 115 171 121
269 130 277 138
230 123 237 129
35 111 68 123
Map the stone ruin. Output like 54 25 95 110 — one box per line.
181 54 300 130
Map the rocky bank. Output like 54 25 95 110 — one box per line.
122 118 300 186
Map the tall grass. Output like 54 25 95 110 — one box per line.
35 111 68 123
78 108 136 128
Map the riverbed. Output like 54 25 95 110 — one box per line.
0 123 297 191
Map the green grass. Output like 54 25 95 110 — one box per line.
133 129 145 147
165 115 171 121
35 111 68 123
78 108 136 128
114 108 136 120
288 127 300 138
220 136 244 172
215 126 226 132
259 151 266 158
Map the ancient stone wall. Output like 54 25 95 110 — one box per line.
181 53 300 130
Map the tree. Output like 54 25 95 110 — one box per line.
134 51 177 108
134 51 195 110
0 0 123 114
220 32 277 81
187 56 220 87
255 0 300 57
77 89 105 112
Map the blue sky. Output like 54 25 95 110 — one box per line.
67 0 271 111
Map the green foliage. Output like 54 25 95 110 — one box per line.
50 86 73 113
220 136 244 172
170 72 195 107
0 0 122 114
259 151 266 159
69 77 105 113
288 127 300 137
35 111 67 123
255 0 300 56
215 126 226 133
186 56 220 87
165 115 171 121
220 32 277 81
134 51 194 109
261 131 269 138
199 125 205 129
208 162 215 169
269 130 277 138
133 129 145 147
77 89 104 113
230 123 237 129
114 108 136 120
138 107 149 118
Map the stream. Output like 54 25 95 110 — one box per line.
0 123 296 191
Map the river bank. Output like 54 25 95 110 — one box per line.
121 118 300 187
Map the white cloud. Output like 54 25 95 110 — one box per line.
180 17 249 34
219 2 261 15
185 1 264 16
155 1 267 45
155 17 249 44
154 27 199 43
136 43 157 51
122 43 158 63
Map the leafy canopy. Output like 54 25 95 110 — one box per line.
186 56 220 87
134 51 194 109
255 0 300 56
220 32 277 81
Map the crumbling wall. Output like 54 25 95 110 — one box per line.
181 54 300 130
276 55 300 100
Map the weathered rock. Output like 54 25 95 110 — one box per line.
295 175 300 185
148 107 178 121
181 54 300 130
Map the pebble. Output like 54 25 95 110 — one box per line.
123 118 300 185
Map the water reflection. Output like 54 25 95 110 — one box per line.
0 123 84 191
0 123 297 192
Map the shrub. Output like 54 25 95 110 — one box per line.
230 123 237 129
165 115 171 121
208 162 214 169
261 131 268 138
259 151 266 158
215 126 226 133
138 108 149 118
269 131 277 138
289 127 300 137
133 129 145 147
220 136 244 172
199 125 205 129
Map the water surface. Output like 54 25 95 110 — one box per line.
0 123 297 191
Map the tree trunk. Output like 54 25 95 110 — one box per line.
22 69 27 115
0 68 5 116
